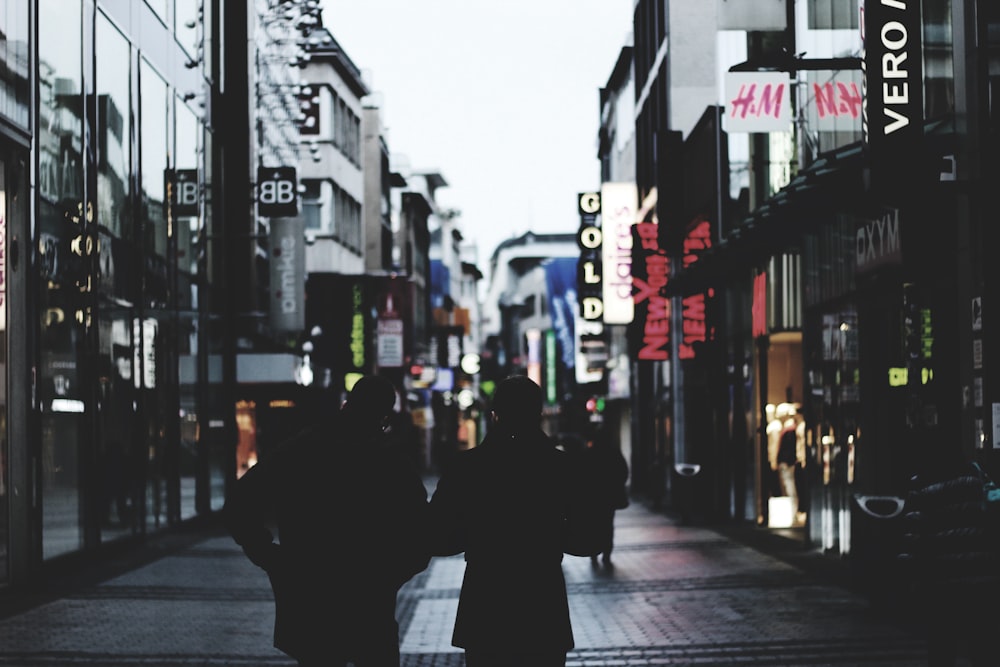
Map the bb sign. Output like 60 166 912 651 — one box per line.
257 166 299 217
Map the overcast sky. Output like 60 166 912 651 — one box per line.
319 0 635 264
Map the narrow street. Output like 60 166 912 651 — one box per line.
0 494 926 666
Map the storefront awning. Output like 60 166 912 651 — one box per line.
665 116 959 298
664 141 867 297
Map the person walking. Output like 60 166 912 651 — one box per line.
426 375 598 667
579 427 630 570
223 375 430 667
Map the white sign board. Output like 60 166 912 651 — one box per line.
723 71 792 134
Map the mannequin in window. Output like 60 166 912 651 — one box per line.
776 416 799 520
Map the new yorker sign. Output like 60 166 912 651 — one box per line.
861 0 922 195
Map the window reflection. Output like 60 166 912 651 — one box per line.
96 12 139 544
0 159 10 583
139 59 171 529
176 98 200 520
38 0 85 560
0 0 30 127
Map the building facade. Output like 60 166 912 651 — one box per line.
0 0 447 593
618 0 1000 593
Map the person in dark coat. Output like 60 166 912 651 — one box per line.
223 375 430 667
578 427 630 569
427 375 598 667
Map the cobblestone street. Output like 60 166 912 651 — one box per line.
0 498 926 666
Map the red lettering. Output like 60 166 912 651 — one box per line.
682 294 705 321
648 296 670 321
758 83 785 119
730 83 755 119
632 276 658 305
813 81 863 119
639 338 669 360
837 82 862 118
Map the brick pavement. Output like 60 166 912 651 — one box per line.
0 498 928 666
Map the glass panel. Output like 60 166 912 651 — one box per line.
96 16 131 242
38 0 85 559
139 58 170 529
145 0 168 24
176 98 199 521
807 0 858 30
922 0 954 118
0 159 9 582
202 127 225 513
96 12 139 542
0 0 30 127
302 179 321 230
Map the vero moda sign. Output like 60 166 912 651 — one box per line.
861 0 923 198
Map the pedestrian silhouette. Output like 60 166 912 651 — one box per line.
577 427 629 570
223 374 430 667
897 431 1000 667
427 375 599 666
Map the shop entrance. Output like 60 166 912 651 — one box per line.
757 331 806 532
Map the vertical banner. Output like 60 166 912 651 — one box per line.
861 0 923 196
630 221 670 361
577 192 603 321
375 276 411 369
601 182 638 324
544 257 579 398
0 182 5 332
269 218 306 332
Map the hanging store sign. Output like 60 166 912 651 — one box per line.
601 182 637 325
257 166 299 217
806 70 864 133
268 218 305 332
861 0 923 195
173 169 199 216
723 71 792 134
630 221 670 362
577 218 603 321
545 257 579 389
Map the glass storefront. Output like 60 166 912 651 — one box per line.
0 159 9 582
29 1 219 562
95 10 138 544
38 0 85 560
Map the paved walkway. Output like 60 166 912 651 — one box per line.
0 495 929 666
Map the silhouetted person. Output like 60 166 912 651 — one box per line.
578 428 629 570
897 430 1000 666
427 375 598 667
224 375 430 667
